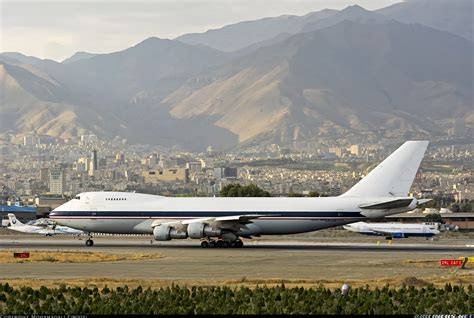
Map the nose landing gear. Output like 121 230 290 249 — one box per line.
85 233 94 246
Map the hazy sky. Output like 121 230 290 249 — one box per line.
1 0 403 61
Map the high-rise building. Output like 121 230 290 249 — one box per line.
49 169 66 195
186 162 202 174
214 167 238 180
40 168 49 184
147 154 158 167
99 158 107 168
23 135 37 146
350 145 360 156
328 147 343 157
115 152 125 164
91 150 98 171
89 150 98 176
76 157 89 172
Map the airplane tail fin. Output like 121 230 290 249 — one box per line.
341 141 429 198
7 213 23 227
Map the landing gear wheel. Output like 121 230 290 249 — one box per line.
235 240 244 248
209 241 216 248
85 239 94 247
222 241 230 248
216 241 224 248
201 241 209 248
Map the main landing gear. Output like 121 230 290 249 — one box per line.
200 239 244 248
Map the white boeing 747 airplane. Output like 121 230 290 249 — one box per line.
51 141 430 247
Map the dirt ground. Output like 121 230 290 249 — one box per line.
1 273 473 290
0 250 163 263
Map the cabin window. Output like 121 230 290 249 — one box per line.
75 196 80 200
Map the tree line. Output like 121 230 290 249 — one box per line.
0 283 471 314
219 184 326 197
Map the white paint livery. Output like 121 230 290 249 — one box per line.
7 213 84 236
51 141 429 247
343 221 440 238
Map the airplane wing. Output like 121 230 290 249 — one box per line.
37 228 56 236
153 214 269 232
212 214 269 232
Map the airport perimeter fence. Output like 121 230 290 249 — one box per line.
0 283 471 315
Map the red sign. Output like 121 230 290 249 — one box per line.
13 252 30 259
440 259 462 267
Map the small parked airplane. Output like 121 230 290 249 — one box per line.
6 213 84 236
343 221 440 239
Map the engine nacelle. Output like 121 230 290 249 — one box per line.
153 225 187 241
187 222 222 239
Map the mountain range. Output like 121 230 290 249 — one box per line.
1 0 472 150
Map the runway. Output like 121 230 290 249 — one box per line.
0 237 473 252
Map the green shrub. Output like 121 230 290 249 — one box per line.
0 283 469 315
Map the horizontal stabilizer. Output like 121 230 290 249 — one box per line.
7 213 22 227
417 199 432 205
359 198 414 210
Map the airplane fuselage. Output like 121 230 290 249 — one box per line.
344 222 440 238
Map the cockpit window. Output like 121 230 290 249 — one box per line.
75 196 80 200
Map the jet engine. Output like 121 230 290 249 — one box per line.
153 225 187 241
187 222 222 239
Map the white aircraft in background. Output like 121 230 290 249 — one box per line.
343 221 440 239
6 213 84 236
51 141 430 248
